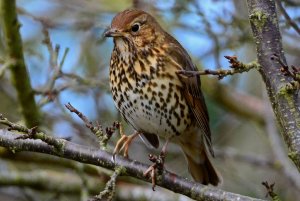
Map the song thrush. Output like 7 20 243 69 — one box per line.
105 8 220 185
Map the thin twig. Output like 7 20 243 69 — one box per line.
65 103 114 149
59 47 70 69
35 30 106 106
271 54 300 82
177 56 259 80
89 167 123 201
271 54 300 92
261 181 281 201
275 0 300 35
0 58 16 77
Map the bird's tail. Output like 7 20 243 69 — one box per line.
180 133 221 185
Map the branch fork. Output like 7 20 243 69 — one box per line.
65 102 116 149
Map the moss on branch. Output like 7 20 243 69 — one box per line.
0 0 40 127
0 128 266 201
247 0 300 170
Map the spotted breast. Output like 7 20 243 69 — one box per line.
110 37 193 139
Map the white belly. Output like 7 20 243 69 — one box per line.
114 79 191 139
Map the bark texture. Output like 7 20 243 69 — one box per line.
0 0 40 127
0 130 266 201
247 0 300 171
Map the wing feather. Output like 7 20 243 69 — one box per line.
165 34 214 156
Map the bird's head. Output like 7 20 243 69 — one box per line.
104 9 164 49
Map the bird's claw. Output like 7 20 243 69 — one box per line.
143 153 165 191
112 123 139 161
113 134 130 158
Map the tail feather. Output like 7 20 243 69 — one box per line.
179 131 221 186
185 151 220 185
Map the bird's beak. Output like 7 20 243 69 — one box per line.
104 28 122 37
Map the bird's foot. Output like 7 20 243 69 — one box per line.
143 152 165 191
143 139 169 191
112 123 139 160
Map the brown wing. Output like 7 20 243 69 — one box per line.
165 33 214 156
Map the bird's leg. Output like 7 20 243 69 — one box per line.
160 138 170 158
113 123 139 159
143 139 170 191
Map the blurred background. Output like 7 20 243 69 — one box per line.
0 0 300 200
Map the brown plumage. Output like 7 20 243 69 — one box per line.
105 8 221 185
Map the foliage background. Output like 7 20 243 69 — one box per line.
0 0 299 200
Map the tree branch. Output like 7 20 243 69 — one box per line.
0 0 40 127
247 0 300 171
274 0 300 35
262 92 300 190
177 56 259 80
261 181 281 201
0 130 266 201
0 168 105 195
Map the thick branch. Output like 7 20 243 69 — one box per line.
247 0 300 171
263 92 300 190
0 0 40 127
0 130 265 201
0 169 105 194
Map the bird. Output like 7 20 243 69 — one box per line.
105 8 221 186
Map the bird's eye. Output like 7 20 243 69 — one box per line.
131 23 140 32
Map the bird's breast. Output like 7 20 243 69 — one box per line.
109 48 193 138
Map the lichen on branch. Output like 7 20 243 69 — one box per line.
247 0 300 171
0 115 266 201
0 0 40 127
